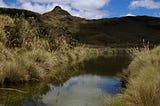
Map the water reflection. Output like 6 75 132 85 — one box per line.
69 56 131 76
0 55 130 106
0 82 48 106
42 75 121 106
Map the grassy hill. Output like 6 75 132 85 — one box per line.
74 16 160 47
0 6 160 47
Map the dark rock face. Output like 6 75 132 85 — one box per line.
51 6 71 16
54 6 62 10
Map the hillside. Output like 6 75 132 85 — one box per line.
0 6 160 47
74 16 160 47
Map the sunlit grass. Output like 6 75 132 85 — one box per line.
0 14 126 86
0 36 103 85
107 46 160 106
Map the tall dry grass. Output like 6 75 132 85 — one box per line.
0 15 14 45
107 45 160 106
0 14 102 85
0 14 106 85
127 40 150 58
0 37 101 85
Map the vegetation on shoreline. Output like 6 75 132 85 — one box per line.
0 14 104 85
107 44 160 106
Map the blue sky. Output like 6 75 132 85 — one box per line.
0 0 160 19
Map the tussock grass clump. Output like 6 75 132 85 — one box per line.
0 37 101 85
0 15 14 28
2 60 29 82
6 15 39 48
0 15 14 44
127 40 150 58
0 14 104 85
108 46 160 106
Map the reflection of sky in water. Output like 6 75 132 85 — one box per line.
42 75 121 106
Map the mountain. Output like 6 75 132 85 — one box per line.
0 6 160 47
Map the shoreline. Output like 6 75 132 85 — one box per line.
107 46 160 106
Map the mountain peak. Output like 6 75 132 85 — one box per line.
54 6 62 11
51 6 71 16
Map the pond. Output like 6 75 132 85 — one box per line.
0 56 130 106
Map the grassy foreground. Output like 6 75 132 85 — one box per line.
107 45 160 106
0 14 130 85
0 14 105 85
0 41 102 84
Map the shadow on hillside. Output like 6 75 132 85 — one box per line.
72 16 160 47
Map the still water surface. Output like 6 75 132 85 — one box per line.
42 75 121 106
0 56 130 106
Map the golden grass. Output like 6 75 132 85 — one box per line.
0 15 14 44
127 40 150 58
107 46 160 106
0 14 107 85
0 37 102 85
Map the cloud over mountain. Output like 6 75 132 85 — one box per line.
1 0 110 19
129 0 160 9
1 0 160 18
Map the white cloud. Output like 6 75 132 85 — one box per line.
17 0 71 4
70 0 110 19
129 0 160 9
126 13 135 16
75 10 109 19
20 2 56 13
71 0 110 11
0 0 7 7
154 12 160 17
